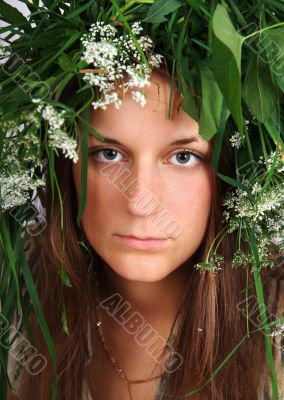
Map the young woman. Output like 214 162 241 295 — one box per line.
7 68 283 400
2 3 284 400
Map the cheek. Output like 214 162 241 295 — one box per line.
165 168 213 222
79 168 122 222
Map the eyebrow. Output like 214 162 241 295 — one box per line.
89 135 200 146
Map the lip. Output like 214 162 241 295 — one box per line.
114 234 171 250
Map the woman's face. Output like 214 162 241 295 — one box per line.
72 71 213 282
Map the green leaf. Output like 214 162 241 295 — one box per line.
265 27 284 93
243 55 278 123
143 0 183 23
210 99 230 170
36 32 81 75
181 90 199 121
59 264 72 288
0 0 28 26
212 5 244 134
77 107 89 223
216 173 254 201
247 229 279 400
58 53 76 73
199 64 225 140
184 334 248 397
264 110 284 152
22 256 57 363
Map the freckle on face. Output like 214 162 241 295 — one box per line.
72 71 213 283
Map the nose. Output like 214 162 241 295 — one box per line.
122 159 162 217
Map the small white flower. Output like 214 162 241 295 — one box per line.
139 36 153 51
132 22 143 35
80 21 157 112
82 41 118 66
149 53 164 68
92 92 122 110
132 91 146 107
270 322 284 337
126 67 151 88
48 129 79 163
0 171 44 211
39 104 79 163
229 132 243 149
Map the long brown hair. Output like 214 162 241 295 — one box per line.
12 81 273 400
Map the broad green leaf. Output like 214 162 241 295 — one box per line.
199 64 224 140
264 27 284 93
243 55 278 123
0 0 28 26
181 90 199 122
212 5 244 134
264 110 284 152
143 0 183 23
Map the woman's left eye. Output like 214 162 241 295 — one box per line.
167 150 201 167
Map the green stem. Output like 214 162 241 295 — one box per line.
245 265 250 338
168 59 176 119
205 225 230 262
247 228 279 400
244 123 254 161
120 0 154 13
258 123 268 165
245 21 284 40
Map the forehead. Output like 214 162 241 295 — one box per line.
142 71 182 113
90 73 209 155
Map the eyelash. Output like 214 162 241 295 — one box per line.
88 145 204 168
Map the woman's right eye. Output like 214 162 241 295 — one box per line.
89 147 125 163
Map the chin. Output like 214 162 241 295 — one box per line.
102 253 176 283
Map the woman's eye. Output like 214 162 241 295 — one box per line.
167 150 201 167
89 147 201 167
89 147 124 163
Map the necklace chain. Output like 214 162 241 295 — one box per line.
93 271 166 400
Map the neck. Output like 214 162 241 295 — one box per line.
96 259 191 336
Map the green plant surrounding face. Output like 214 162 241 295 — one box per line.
0 1 283 399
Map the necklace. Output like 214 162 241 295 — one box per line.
93 271 167 400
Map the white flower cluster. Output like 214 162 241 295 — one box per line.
232 249 251 268
270 322 284 337
223 152 284 268
229 131 244 149
267 150 284 173
195 253 224 274
0 171 44 211
80 21 163 110
36 104 79 163
0 113 46 212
